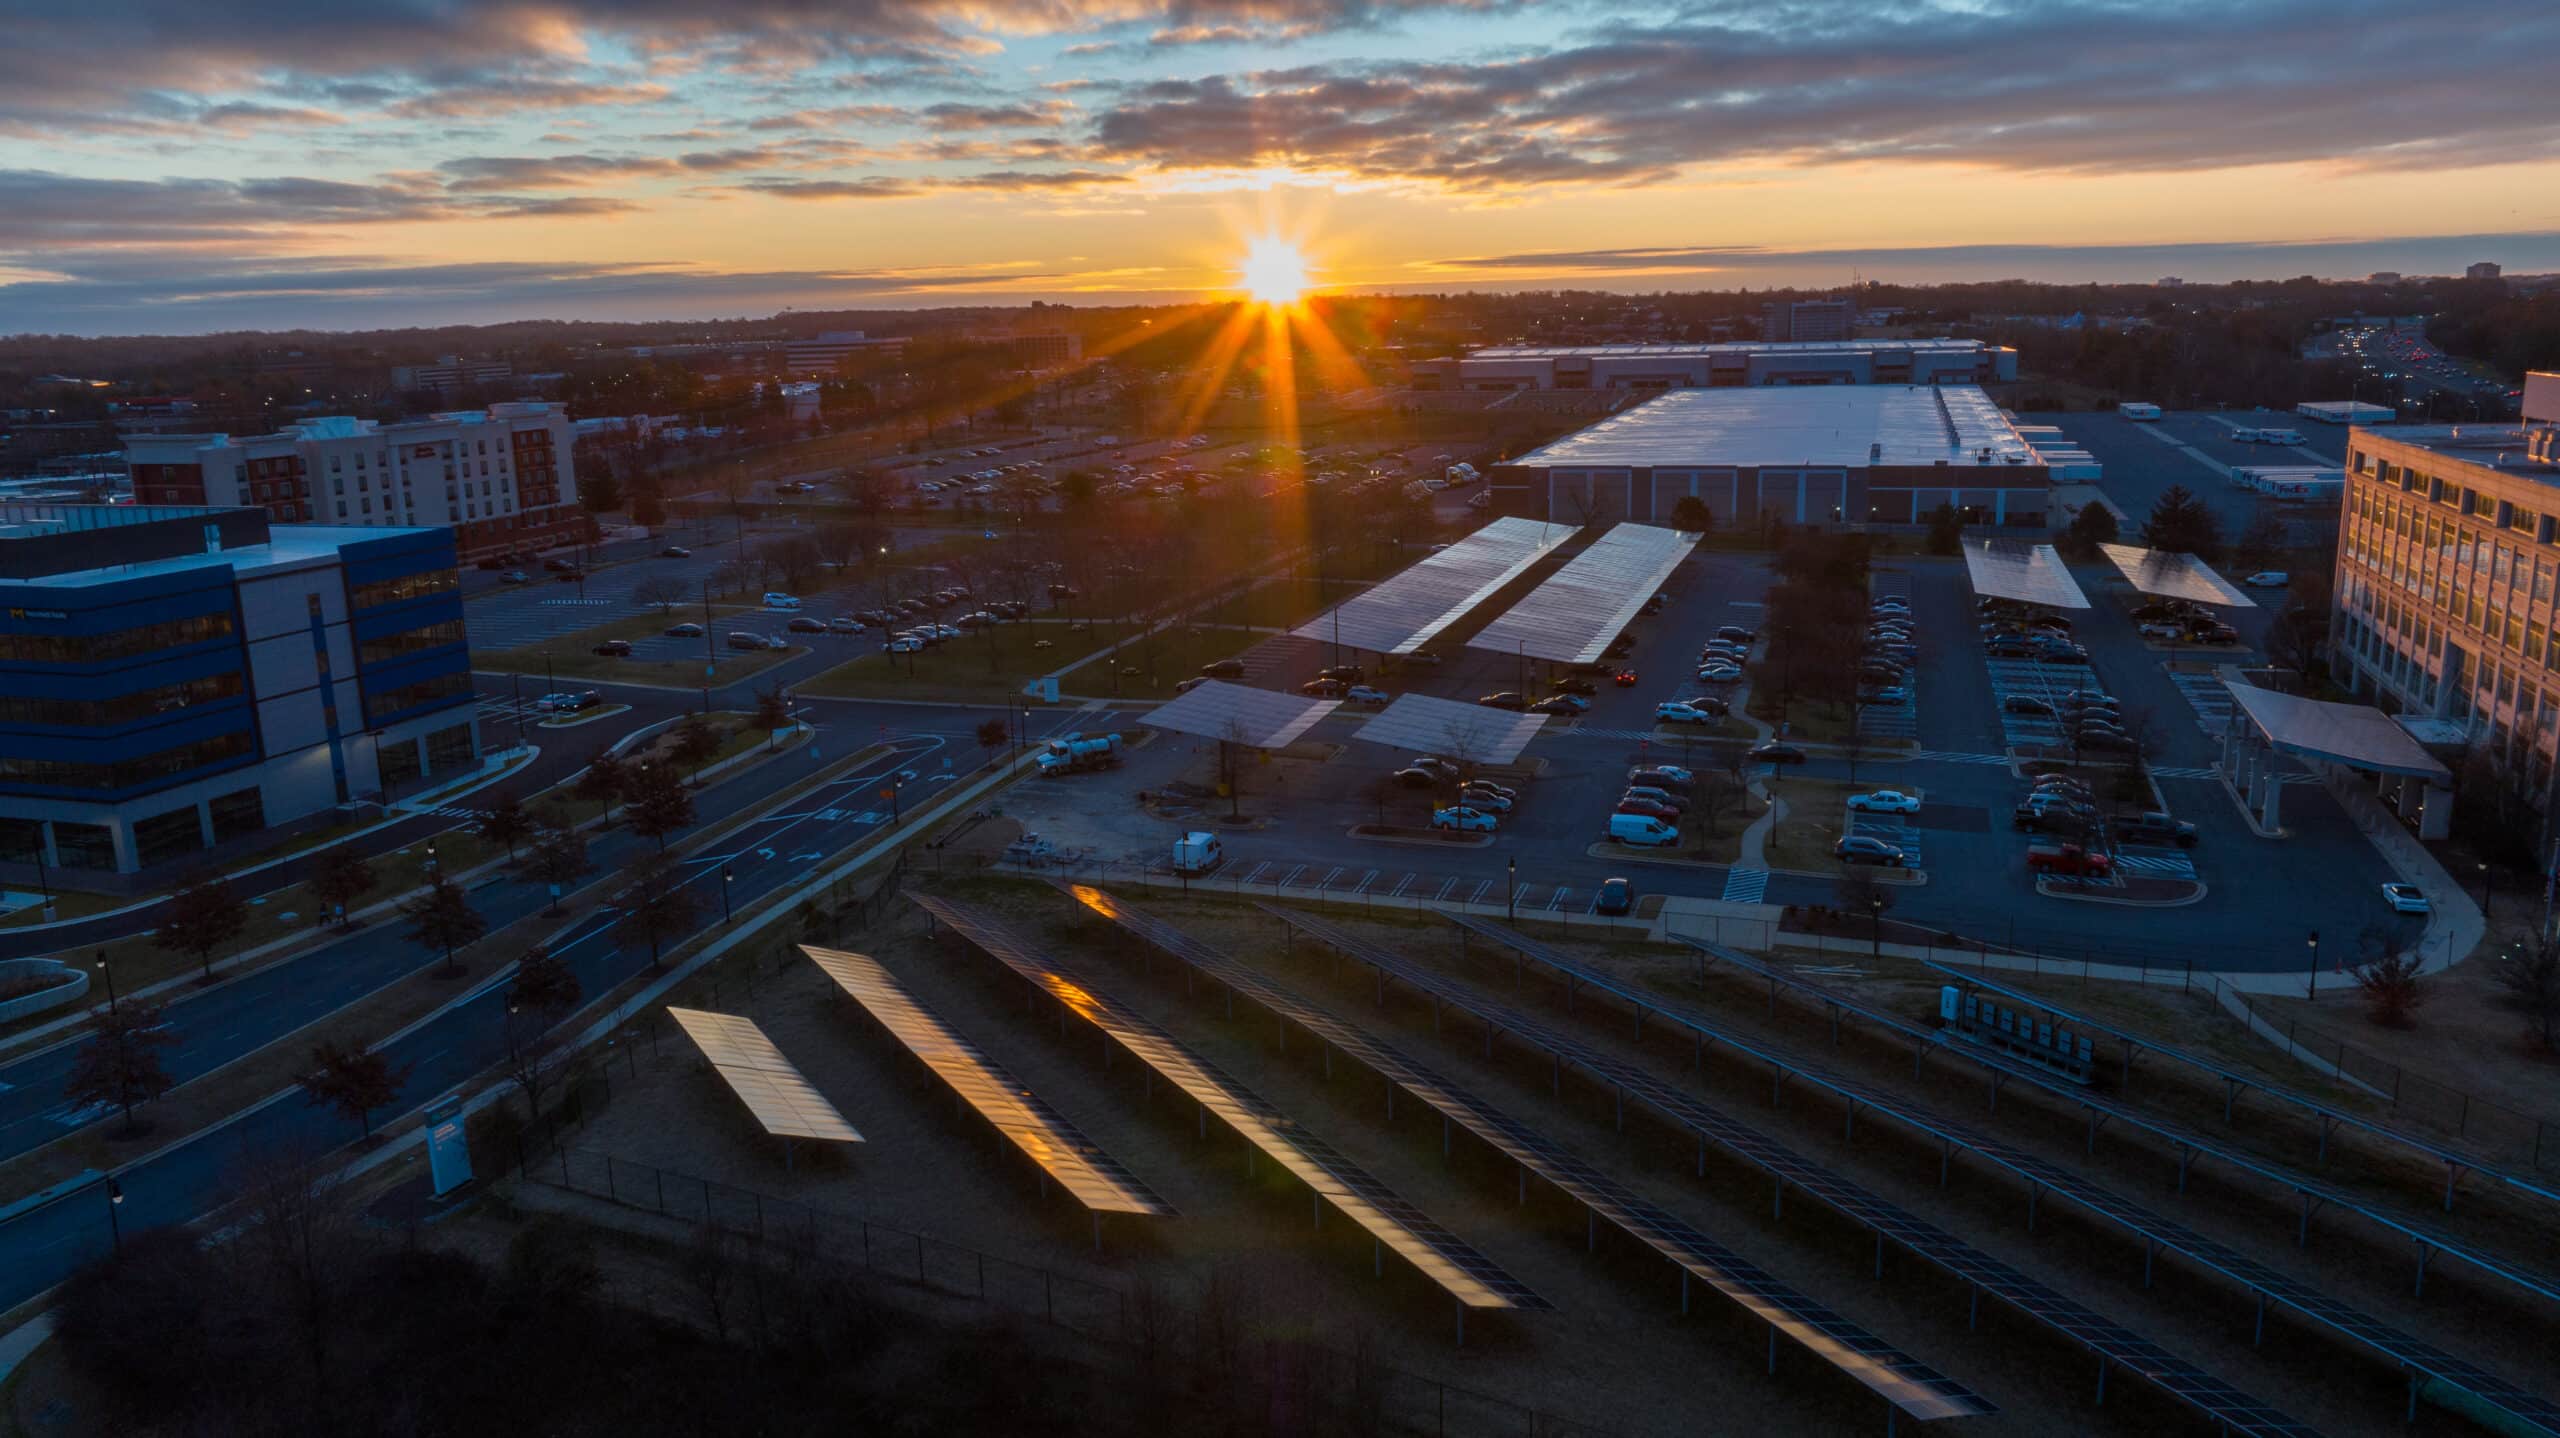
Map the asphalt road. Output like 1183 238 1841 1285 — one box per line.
0 696 1091 1309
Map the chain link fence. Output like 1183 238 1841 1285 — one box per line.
534 1145 1607 1438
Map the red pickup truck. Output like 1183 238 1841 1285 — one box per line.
2027 843 2113 877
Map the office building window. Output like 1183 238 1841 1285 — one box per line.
134 806 205 867
363 670 472 724
349 568 459 609
0 730 254 792
52 821 116 871
425 722 474 773
207 787 265 842
0 612 234 664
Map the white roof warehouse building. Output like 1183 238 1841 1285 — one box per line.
1490 386 2056 532
1412 338 2015 392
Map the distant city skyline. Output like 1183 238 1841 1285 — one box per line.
4 0 2557 333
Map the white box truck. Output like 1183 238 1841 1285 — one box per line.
2119 402 2162 421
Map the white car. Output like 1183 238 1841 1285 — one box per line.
883 636 925 653
1846 790 1922 815
1656 701 1718 725
1345 685 1391 707
2242 571 2290 589
1695 664 1744 683
1432 806 1499 833
1642 764 1695 783
2380 883 2430 915
1458 789 1513 813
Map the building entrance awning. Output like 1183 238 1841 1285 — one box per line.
2224 681 2450 780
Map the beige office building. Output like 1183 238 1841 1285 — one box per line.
2330 373 2560 804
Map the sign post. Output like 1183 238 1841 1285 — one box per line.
424 1094 473 1198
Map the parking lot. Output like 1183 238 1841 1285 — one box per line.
2042 409 2343 545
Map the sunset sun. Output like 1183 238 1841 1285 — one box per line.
1239 237 1310 305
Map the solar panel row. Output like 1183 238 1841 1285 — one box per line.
1061 885 1992 1424
802 945 1174 1219
666 1007 865 1144
1962 538 2090 609
1290 515 1577 655
909 894 1547 1315
1683 940 2560 1312
1438 917 2558 1438
1466 523 1700 666
1326 911 2318 1438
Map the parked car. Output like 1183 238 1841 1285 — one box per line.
2002 695 2054 716
2027 844 2113 877
537 689 601 712
1622 785 1685 813
1393 767 1441 789
1748 742 1807 766
1301 678 1349 698
1463 779 1518 800
1613 668 1640 687
2380 882 2431 914
658 545 692 558
1834 835 1908 867
1476 692 1528 710
541 556 576 573
788 616 830 633
726 631 770 651
590 639 633 657
664 622 705 639
1655 701 1719 726
1432 806 1499 833
761 592 801 610
1345 685 1391 707
829 616 865 634
1174 677 1209 695
501 569 532 584
1551 677 1599 696
1318 664 1365 683
1199 658 1247 678
1615 796 1679 822
2137 621 2185 641
1695 663 1744 683
1406 757 1462 781
2116 812 2200 848
1845 790 1921 814
882 635 925 654
1715 626 1758 643
1595 878 1635 916
2242 571 2290 589
1530 695 1588 715
1462 789 1514 813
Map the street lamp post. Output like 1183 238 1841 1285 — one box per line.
2307 929 2321 1001
1506 857 1517 921
1868 892 1885 961
425 840 438 874
95 948 114 1014
106 1178 123 1253
2478 861 2494 919
721 865 734 924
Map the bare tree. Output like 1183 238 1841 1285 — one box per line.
2492 934 2560 1050
633 575 691 614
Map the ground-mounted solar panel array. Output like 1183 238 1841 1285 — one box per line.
1060 884 1992 1425
909 892 1548 1324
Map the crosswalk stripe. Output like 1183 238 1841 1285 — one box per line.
1720 867 1770 903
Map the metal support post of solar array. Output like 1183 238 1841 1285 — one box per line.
907 893 1548 1343
802 945 1174 1253
1058 883 1992 1431
1300 908 2334 1436
1290 515 1576 657
1427 915 2560 1436
1914 956 2551 1216
1673 938 2560 1316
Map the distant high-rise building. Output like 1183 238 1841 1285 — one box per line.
1761 298 1851 343
2467 261 2504 281
124 402 579 562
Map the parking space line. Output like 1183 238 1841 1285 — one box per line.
1281 863 1305 887
1389 873 1414 897
1318 865 1342 888
1353 868 1378 893
1435 877 1458 901
1468 879 1491 905
1586 890 1605 914
1242 861 1270 884
1545 888 1569 911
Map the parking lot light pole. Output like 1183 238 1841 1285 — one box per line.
2478 861 2493 920
2307 930 2320 1001
95 948 115 1014
1506 857 1517 921
720 865 733 923
106 1178 123 1253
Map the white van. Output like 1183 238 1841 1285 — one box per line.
2119 402 2162 421
2260 428 2305 446
1171 832 1224 873
1607 813 1679 847
762 592 801 611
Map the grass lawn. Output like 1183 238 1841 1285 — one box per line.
0 887 123 929
1195 575 1375 631
799 619 1114 703
1745 670 1862 744
1761 778 1870 874
476 609 804 688
1059 623 1263 699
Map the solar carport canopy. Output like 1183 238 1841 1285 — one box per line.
1291 516 1575 654
1963 538 2090 609
2099 544 2256 608
2225 682 2452 779
1141 679 1338 749
1467 522 1700 665
666 1008 863 1143
1352 693 1547 766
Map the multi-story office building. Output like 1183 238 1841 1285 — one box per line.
123 402 579 563
2330 373 2560 804
0 504 476 878
784 331 911 374
1762 297 1852 342
390 357 514 394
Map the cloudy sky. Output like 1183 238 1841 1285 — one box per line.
5 0 2559 333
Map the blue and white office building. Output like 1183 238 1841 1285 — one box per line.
0 504 477 877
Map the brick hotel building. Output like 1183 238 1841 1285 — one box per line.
124 401 582 564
